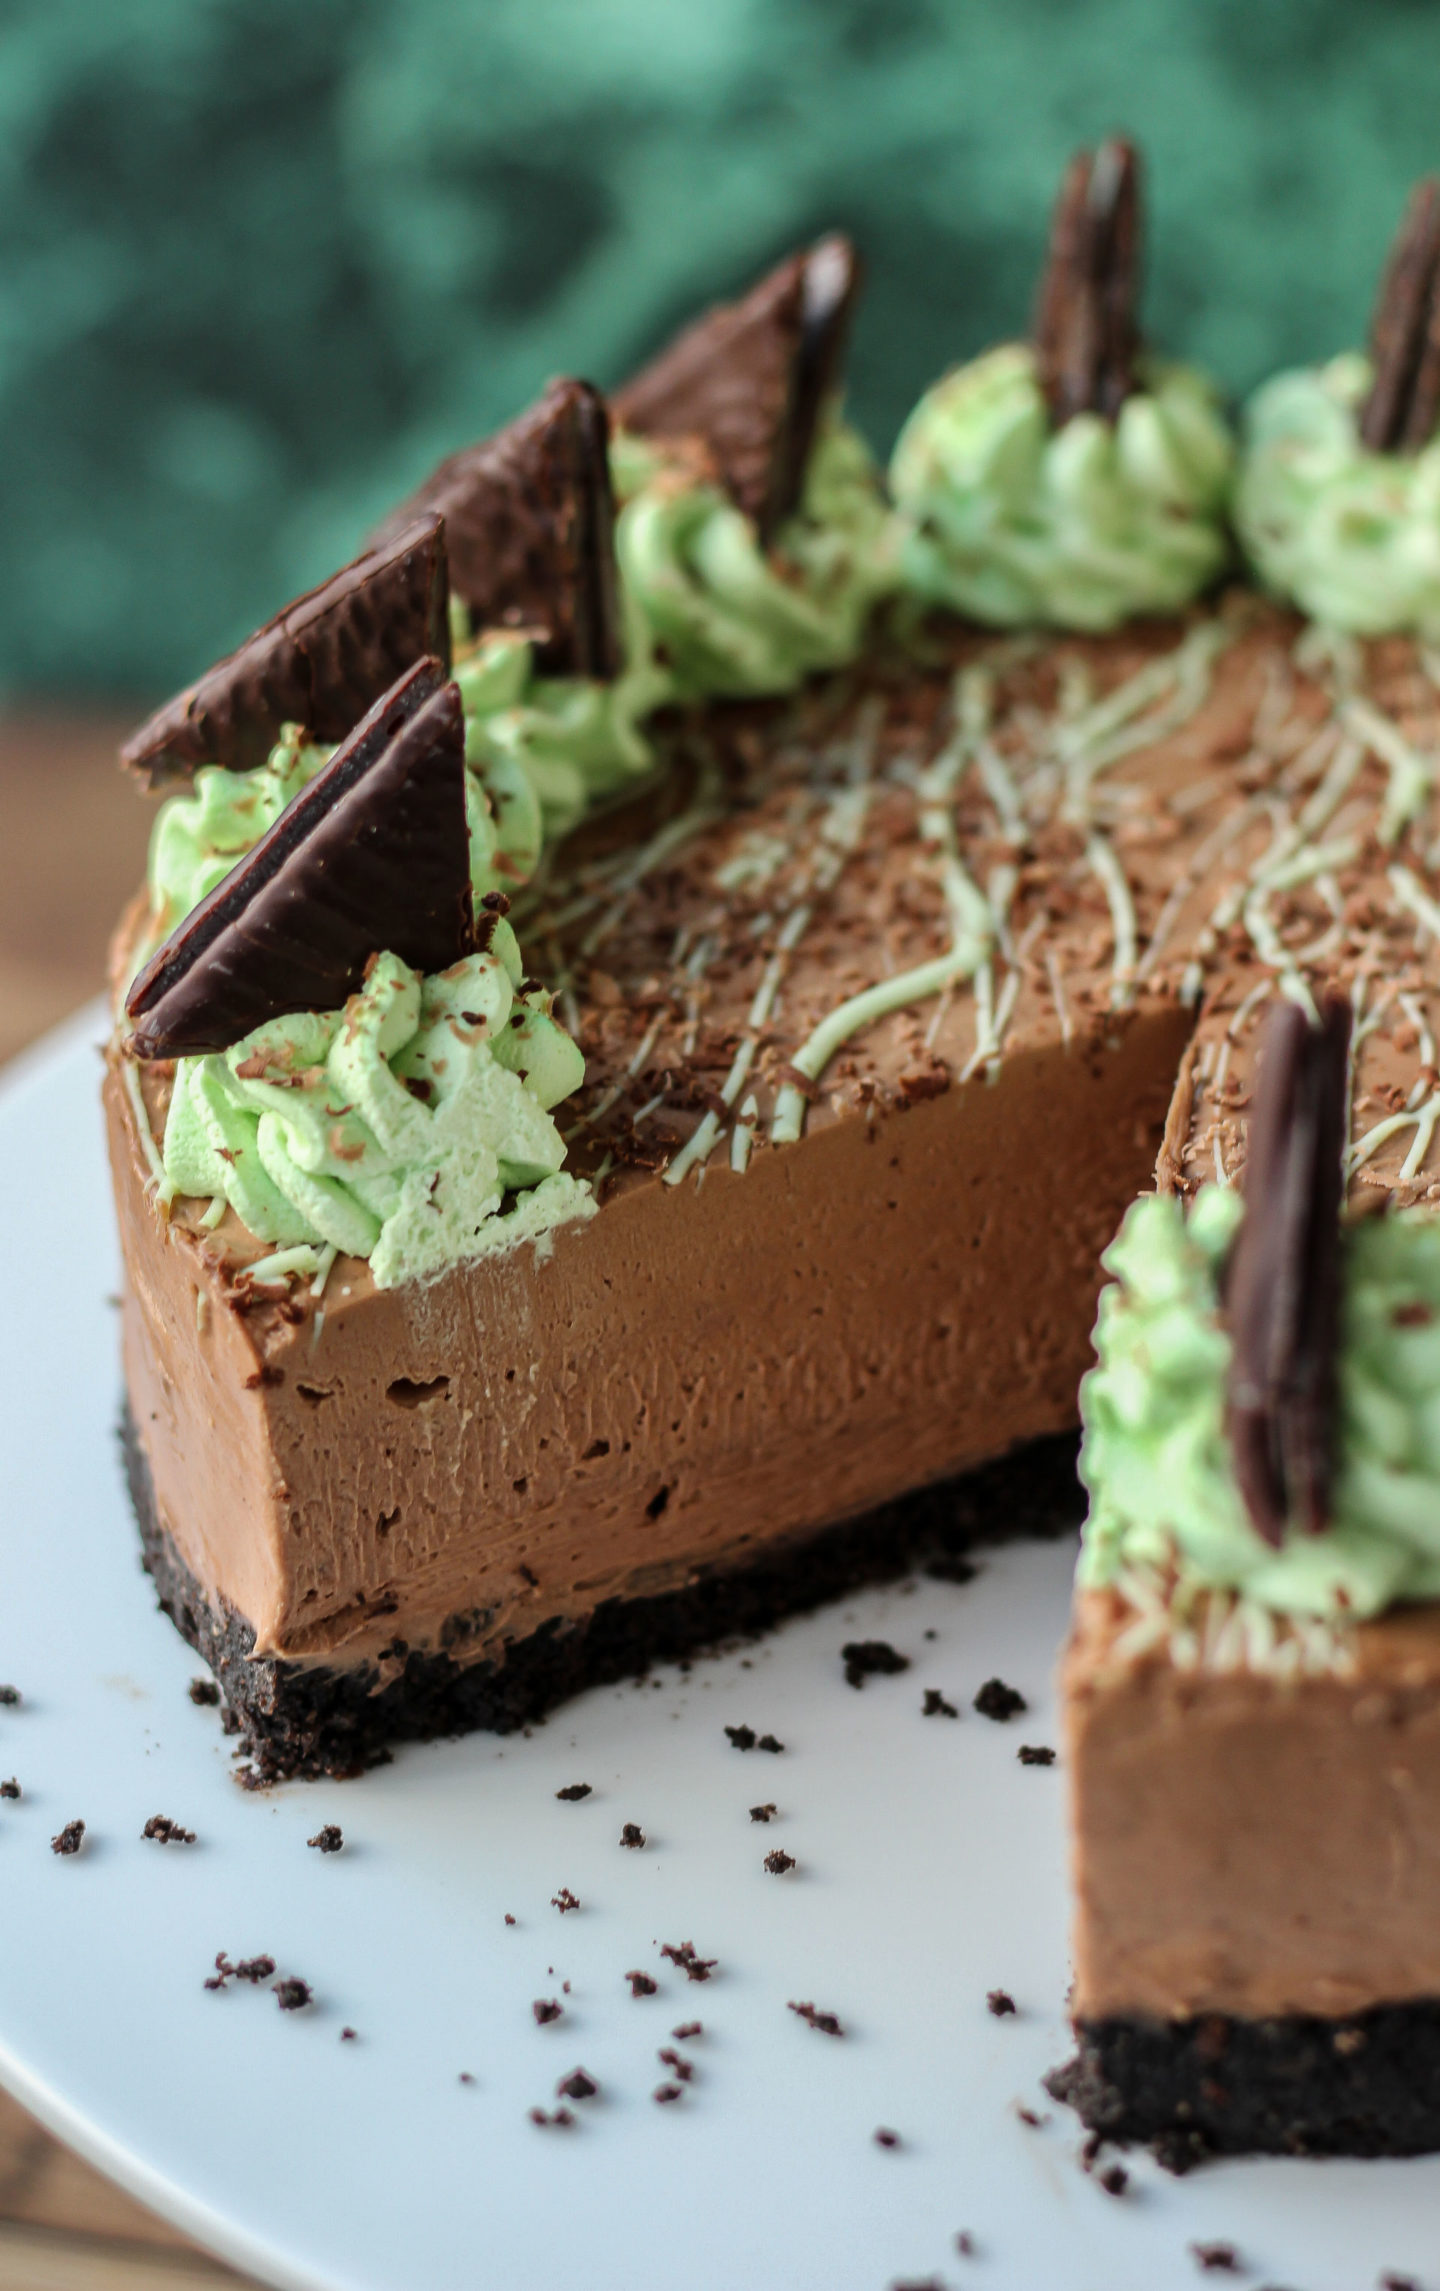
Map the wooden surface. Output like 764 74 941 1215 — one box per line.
0 713 253 2286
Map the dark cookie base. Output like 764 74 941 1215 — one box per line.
1049 2006 1440 2163
123 1404 1081 1784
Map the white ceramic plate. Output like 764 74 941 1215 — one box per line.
2 1009 1438 2291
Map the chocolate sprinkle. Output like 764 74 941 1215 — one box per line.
127 657 473 1059
653 2083 683 2104
556 2067 597 2101
749 1802 778 1822
672 2022 702 2040
1018 1744 1056 1766
1361 177 1440 453
273 1977 312 2012
626 1971 658 1997
122 515 450 788
307 1824 343 1853
551 1888 580 1914
1189 2248 1241 2275
764 1849 797 1875
788 2000 844 2036
533 1998 562 2024
613 236 860 541
841 1638 910 1689
372 379 619 680
1034 138 1142 426
922 1688 958 1719
142 1815 196 1845
660 1940 717 1983
1225 994 1351 1546
724 1723 757 1750
529 2106 574 2128
987 1989 1018 2018
50 1820 84 1857
555 1783 592 1802
0 1686 20 1706
874 2127 900 2149
0 1780 18 1800
619 1821 646 1847
974 1678 1027 1722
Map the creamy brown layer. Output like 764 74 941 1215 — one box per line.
1064 1588 1440 2022
109 1005 1182 1667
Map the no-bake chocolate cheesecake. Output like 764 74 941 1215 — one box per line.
105 136 1440 2161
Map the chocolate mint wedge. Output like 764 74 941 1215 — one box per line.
1033 138 1141 428
122 515 450 790
1224 993 1351 1547
612 234 861 543
371 378 620 682
1360 175 1440 454
126 658 472 1059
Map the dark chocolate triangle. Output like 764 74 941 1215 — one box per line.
1224 994 1351 1548
612 234 862 543
126 657 473 1059
122 515 451 790
1359 176 1440 454
369 379 620 682
1033 139 1142 427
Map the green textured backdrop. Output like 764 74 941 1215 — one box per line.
5 0 1440 698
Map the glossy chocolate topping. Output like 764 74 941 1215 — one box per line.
1224 994 1350 1547
612 234 861 540
126 658 472 1058
1360 175 1440 454
121 515 450 788
1033 138 1141 427
370 378 620 682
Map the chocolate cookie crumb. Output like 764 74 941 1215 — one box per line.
50 1820 84 1857
922 1688 958 1718
529 2106 574 2128
1099 2163 1128 2197
187 1677 220 1706
273 1977 312 2011
533 1998 562 2024
955 2232 977 2257
143 1816 196 1845
654 2082 682 2103
0 1779 19 1799
551 1888 580 1913
841 1639 910 1689
749 1802 778 1822
0 1686 21 1707
556 2068 597 2100
1189 2247 1240 2275
556 1783 592 1802
1018 1744 1055 1765
626 1971 658 1997
758 1733 784 1753
1380 2276 1421 2291
236 1955 276 1983
788 2000 844 2035
724 1724 756 1749
974 1677 1027 1722
340 2027 357 2041
504 1914 516 1926
458 2072 475 2085
660 1940 717 1982
672 2021 702 2040
987 1989 1017 2018
307 1824 343 1852
764 1849 796 1875
1017 2106 1047 2127
620 1822 645 1847
874 2127 900 2148
658 2048 694 2081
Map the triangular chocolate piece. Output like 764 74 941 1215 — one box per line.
370 379 620 682
126 657 473 1059
1359 175 1440 454
122 515 451 790
612 234 861 543
1224 994 1351 1548
1033 139 1141 426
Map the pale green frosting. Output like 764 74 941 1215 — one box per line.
1079 1185 1440 1622
889 343 1235 632
1236 352 1440 636
161 940 594 1288
611 411 900 700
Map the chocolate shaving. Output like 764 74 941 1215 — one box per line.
1225 994 1351 1546
122 516 450 788
126 657 472 1059
613 235 860 542
371 379 619 679
1033 138 1141 426
1360 176 1440 453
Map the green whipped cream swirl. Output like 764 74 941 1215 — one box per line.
1079 1185 1440 1622
611 411 900 699
145 617 667 948
161 937 594 1290
890 344 1235 632
1235 352 1440 636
